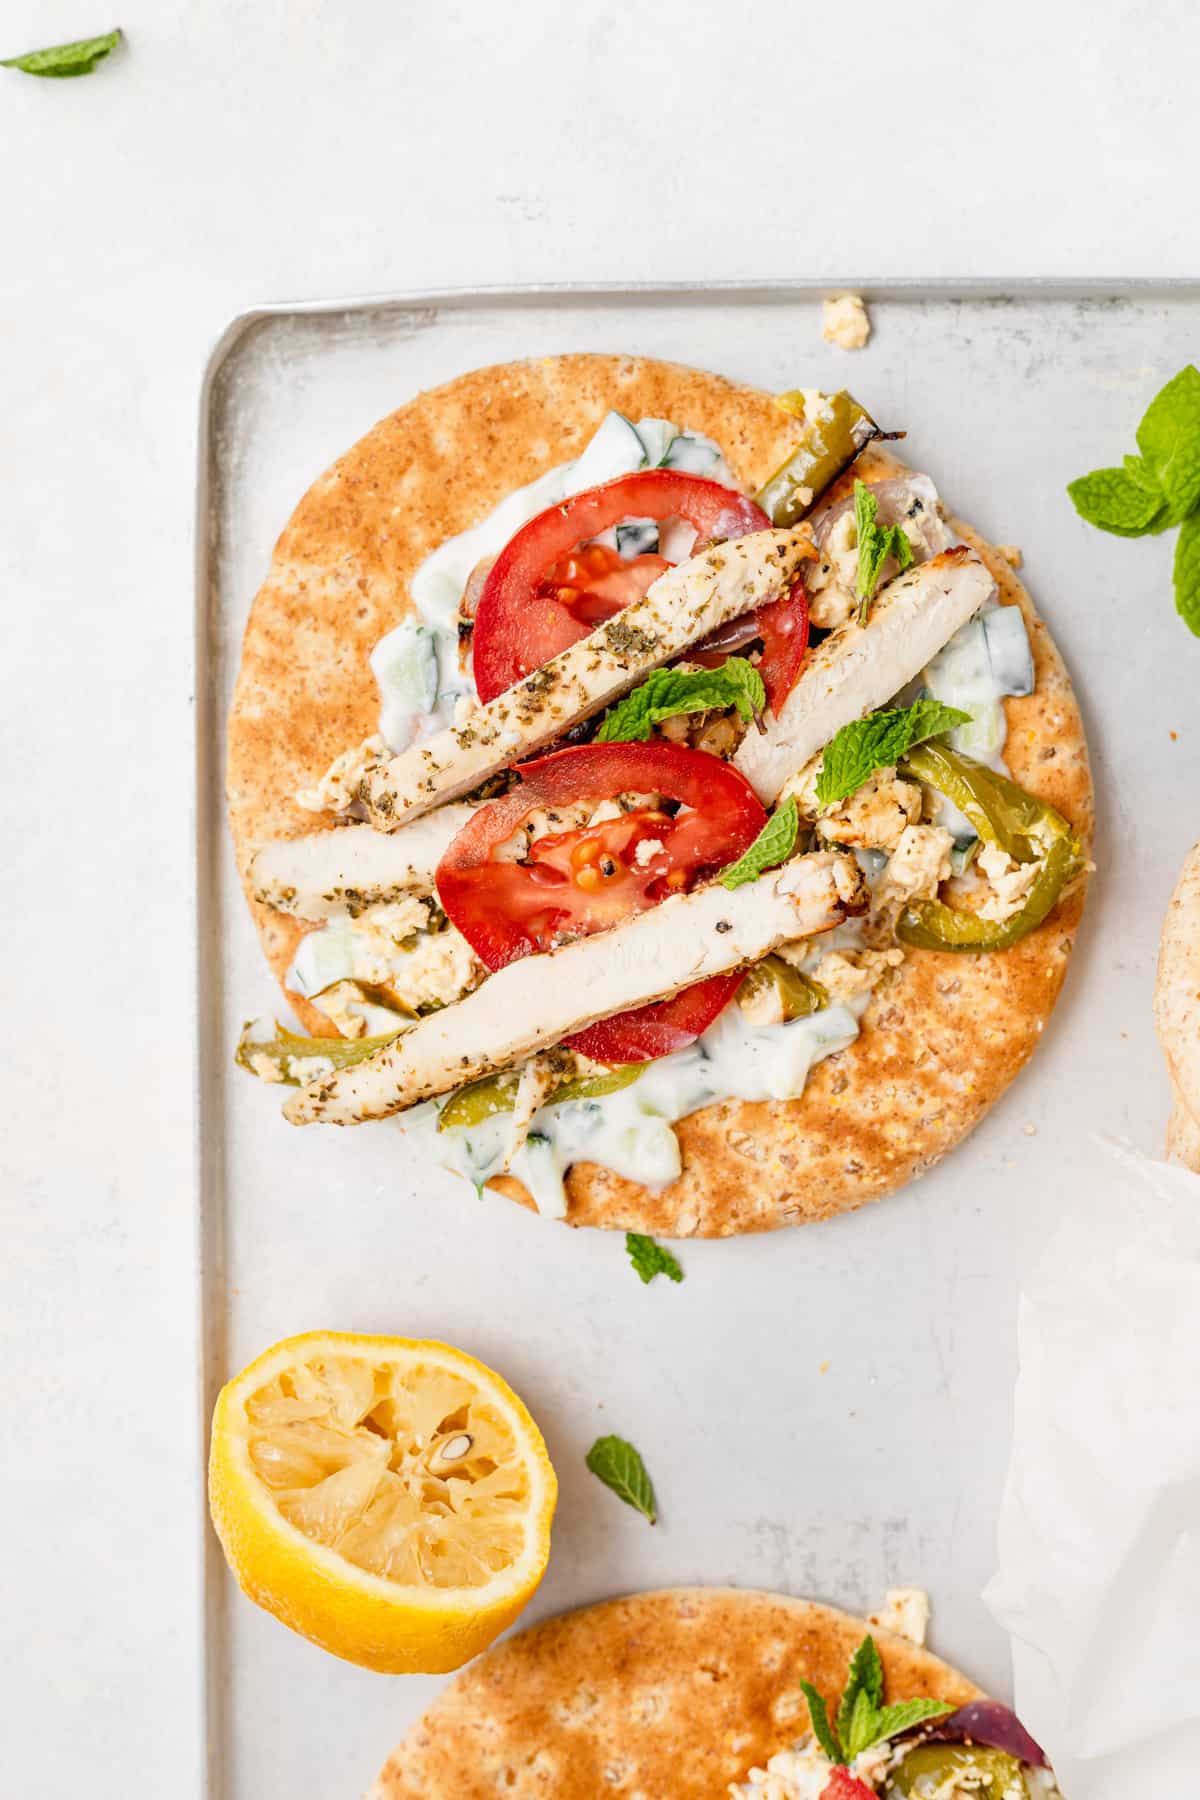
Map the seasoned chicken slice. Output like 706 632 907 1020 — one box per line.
250 805 476 921
356 529 813 831
734 547 995 804
284 851 866 1126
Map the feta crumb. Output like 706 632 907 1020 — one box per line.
634 836 666 867
976 841 1038 923
868 1586 930 1647
884 825 954 900
816 768 922 853
247 1051 286 1084
295 734 390 814
822 293 871 351
812 947 903 1006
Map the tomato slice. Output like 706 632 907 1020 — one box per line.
471 471 772 702
435 741 767 1063
820 1772 876 1800
756 575 810 711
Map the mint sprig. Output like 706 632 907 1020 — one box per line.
719 796 799 889
816 699 970 808
800 1634 952 1765
855 480 915 622
1069 365 1200 636
625 1232 683 1285
585 1434 657 1523
597 658 765 743
2 28 121 76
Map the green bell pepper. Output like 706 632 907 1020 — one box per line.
755 389 883 527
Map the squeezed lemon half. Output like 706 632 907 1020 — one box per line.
208 1331 556 1673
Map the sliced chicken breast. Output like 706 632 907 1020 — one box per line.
249 805 476 921
284 851 865 1126
357 529 812 831
734 547 996 803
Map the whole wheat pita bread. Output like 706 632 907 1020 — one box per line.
369 1588 981 1799
227 355 1092 1235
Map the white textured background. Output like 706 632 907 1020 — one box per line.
0 4 1193 1795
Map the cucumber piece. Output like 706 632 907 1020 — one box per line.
950 835 981 876
633 417 677 466
370 620 440 749
566 411 647 492
615 517 660 558
287 916 357 998
661 430 725 477
983 601 1035 697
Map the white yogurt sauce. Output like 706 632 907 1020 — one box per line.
403 1000 860 1219
369 412 734 751
919 598 1034 842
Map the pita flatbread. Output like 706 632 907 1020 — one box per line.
227 356 1092 1234
369 1588 981 1799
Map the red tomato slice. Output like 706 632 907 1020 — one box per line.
756 575 810 711
435 741 767 1063
820 1771 876 1800
472 471 772 701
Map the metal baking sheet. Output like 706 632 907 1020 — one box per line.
196 281 1196 1799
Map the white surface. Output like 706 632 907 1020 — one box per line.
0 4 1196 1796
986 1143 1200 1795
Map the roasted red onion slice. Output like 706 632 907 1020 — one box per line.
895 1699 1048 1769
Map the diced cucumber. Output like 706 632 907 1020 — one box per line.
371 620 440 749
565 411 647 492
616 517 660 558
633 417 678 466
950 835 981 876
661 430 725 477
983 602 1035 697
287 916 357 998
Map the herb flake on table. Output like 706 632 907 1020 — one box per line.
2 29 122 77
585 1434 657 1522
625 1232 683 1284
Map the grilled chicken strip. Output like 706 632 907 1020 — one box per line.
249 805 477 922
357 529 812 832
284 851 865 1126
734 547 995 804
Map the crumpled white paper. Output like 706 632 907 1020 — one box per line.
984 1141 1200 1797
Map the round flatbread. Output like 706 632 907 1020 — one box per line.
369 1587 981 1799
228 355 1093 1235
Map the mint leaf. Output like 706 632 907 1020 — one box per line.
816 699 970 808
585 1435 657 1522
719 796 799 889
1136 364 1200 522
1066 466 1169 536
1175 513 1200 638
856 1698 954 1755
855 480 915 621
2 28 121 76
625 1232 683 1285
1124 453 1163 494
597 658 765 743
800 1680 844 1764
838 1635 885 1754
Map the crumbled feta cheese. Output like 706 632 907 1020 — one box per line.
295 734 390 815
634 836 666 867
822 292 871 351
247 1051 286 1084
884 824 954 900
806 508 861 629
975 841 1038 923
812 947 903 1006
729 1735 837 1799
286 1054 336 1083
868 1586 931 1647
816 768 922 853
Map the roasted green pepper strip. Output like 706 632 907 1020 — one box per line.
755 390 882 526
740 954 828 1020
897 743 1083 953
900 742 1070 864
236 1019 406 1086
438 1063 642 1133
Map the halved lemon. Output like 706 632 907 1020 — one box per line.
208 1331 557 1673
